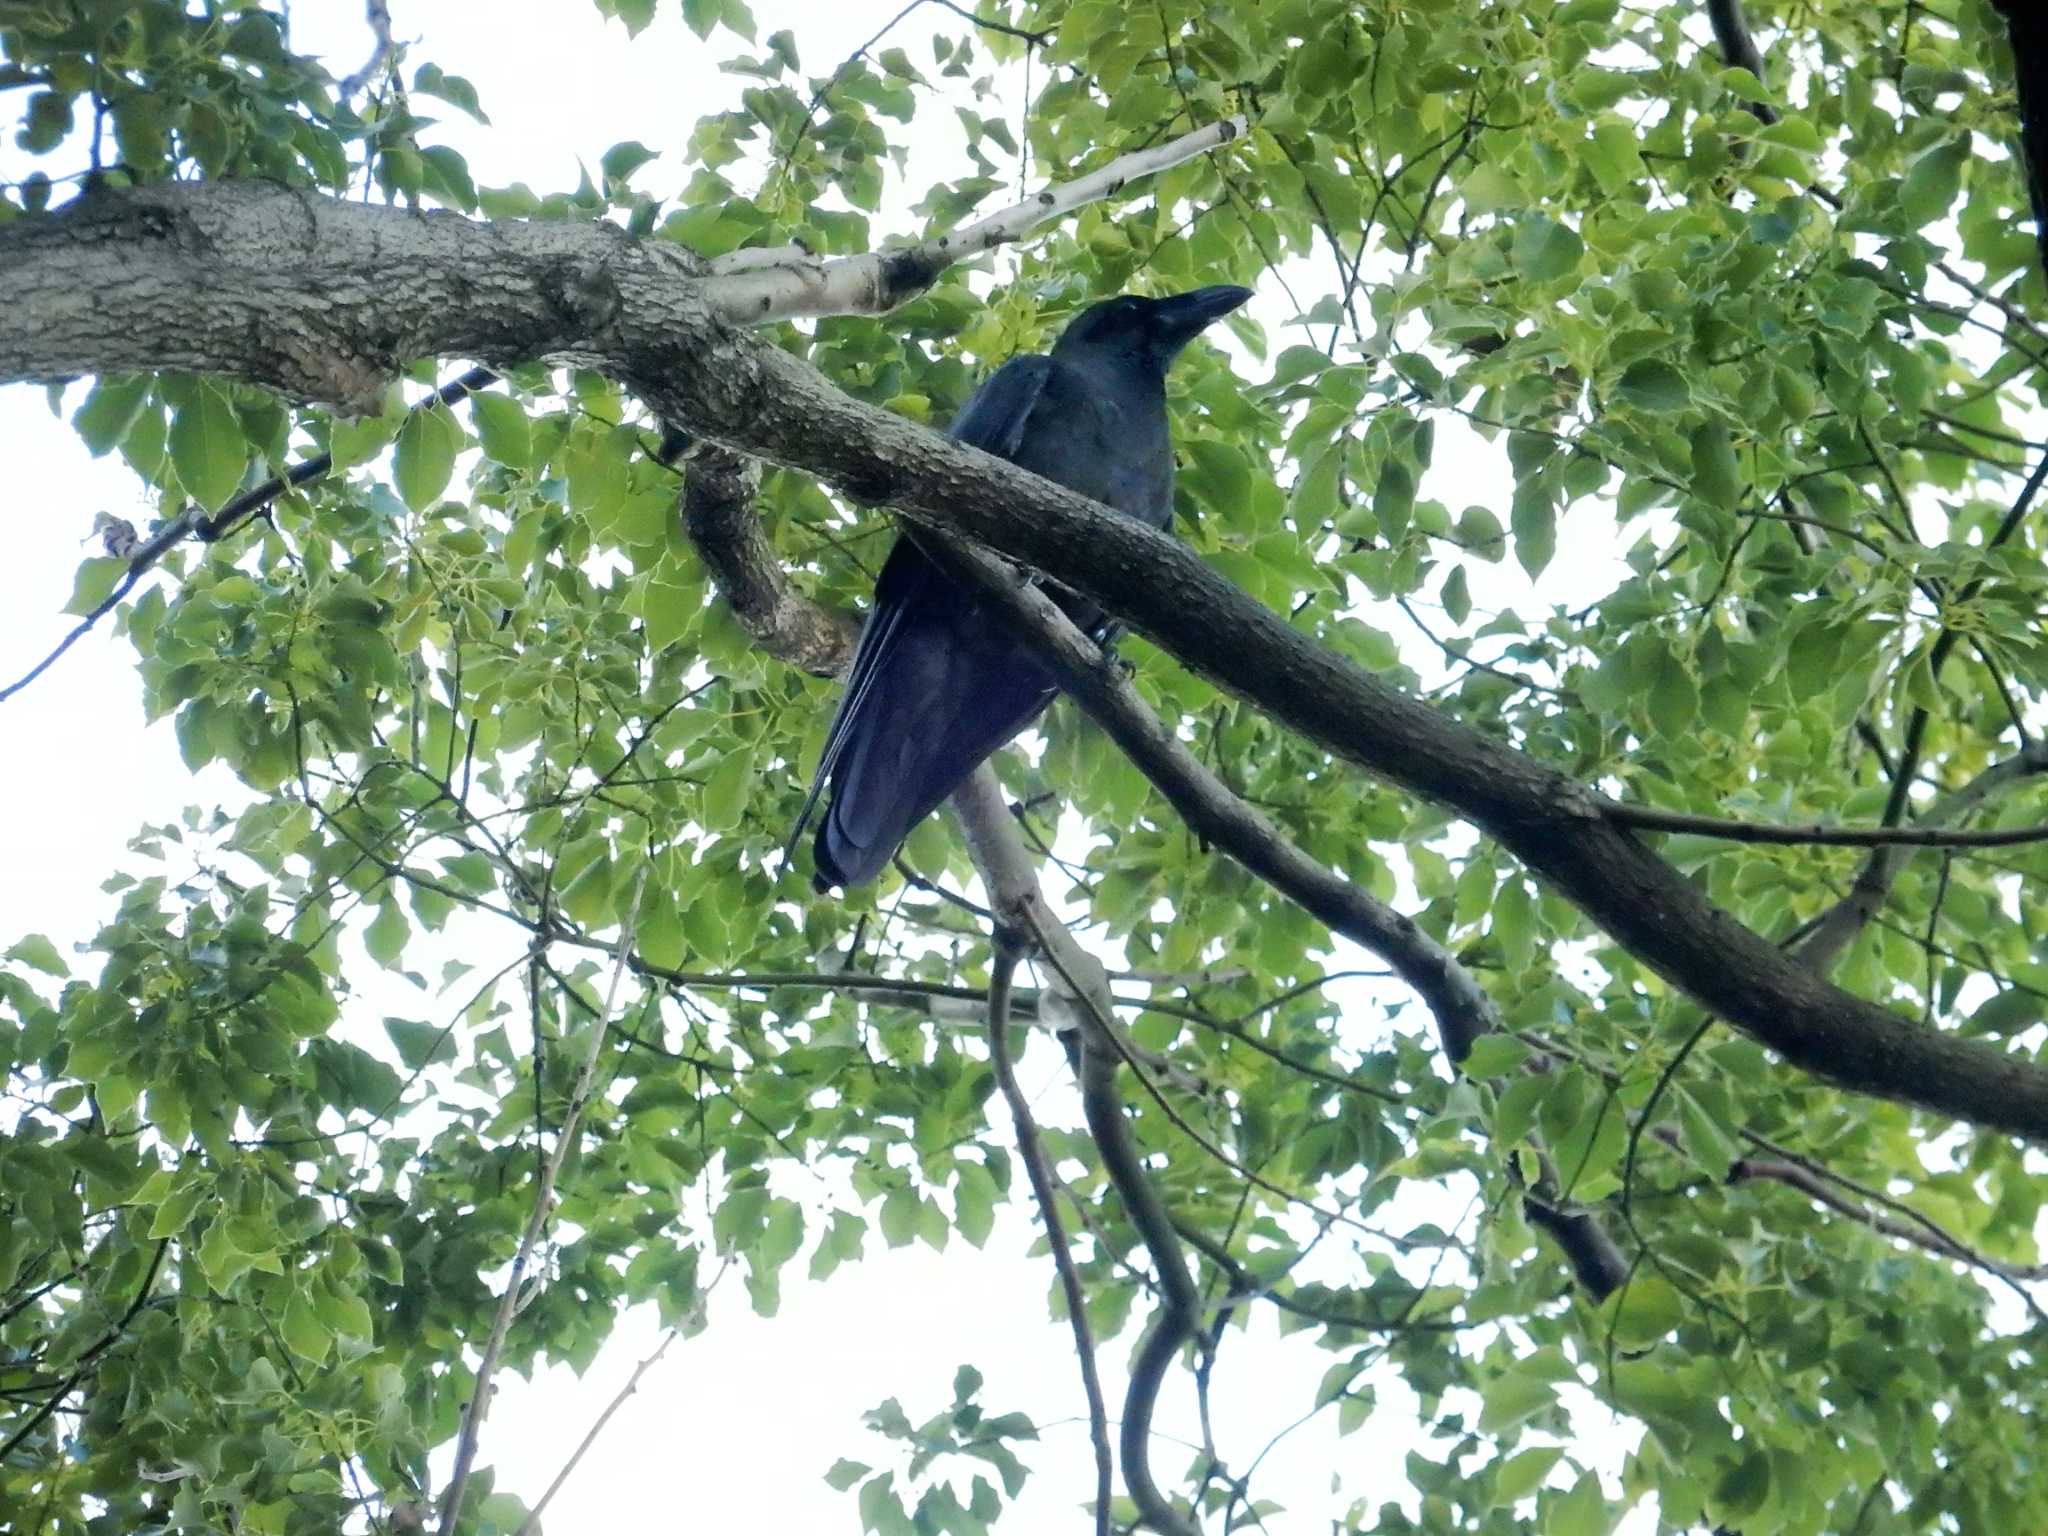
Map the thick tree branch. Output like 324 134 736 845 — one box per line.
8 182 2048 1141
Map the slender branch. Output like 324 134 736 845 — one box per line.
1797 444 2048 980
438 872 648 1535
1728 1158 2048 1318
676 441 860 677
985 934 1112 1536
1605 800 2048 848
1704 0 1779 124
929 0 1053 47
0 366 497 705
697 116 1246 324
338 0 397 98
512 1259 732 1536
948 767 1195 1536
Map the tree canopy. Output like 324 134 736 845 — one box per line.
3 1 2047 1532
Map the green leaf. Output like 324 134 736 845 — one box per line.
1491 1445 1563 1506
365 900 410 968
1968 987 2043 1037
1441 564 1471 625
1604 1275 1685 1348
469 391 532 469
1512 214 1584 283
825 1459 872 1492
74 376 152 456
1375 459 1416 541
168 382 249 510
1898 137 1969 228
394 400 462 511
602 139 660 184
1712 1450 1772 1523
1615 360 1692 413
702 748 755 832
6 934 67 977
1478 1368 1557 1434
383 1017 454 1070
1647 647 1699 737
62 556 129 617
1689 421 1740 510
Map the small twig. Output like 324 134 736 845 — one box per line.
438 870 649 1535
985 934 1112 1536
339 0 397 98
1603 803 2048 848
512 1258 733 1536
0 366 497 706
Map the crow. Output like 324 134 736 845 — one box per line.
789 285 1253 892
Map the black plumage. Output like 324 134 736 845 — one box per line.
790 285 1252 891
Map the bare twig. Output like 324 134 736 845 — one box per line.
985 934 1112 1536
512 1258 733 1536
339 0 397 98
438 870 648 1536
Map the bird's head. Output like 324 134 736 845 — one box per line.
1050 284 1254 375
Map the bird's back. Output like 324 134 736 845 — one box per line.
800 345 1176 890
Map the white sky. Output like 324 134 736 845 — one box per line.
0 3 1670 1531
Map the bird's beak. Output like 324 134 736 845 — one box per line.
1153 284 1254 341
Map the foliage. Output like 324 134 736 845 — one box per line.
3 1 2047 1533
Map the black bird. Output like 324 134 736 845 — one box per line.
789 284 1253 891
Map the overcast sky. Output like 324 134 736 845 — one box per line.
0 3 1664 1530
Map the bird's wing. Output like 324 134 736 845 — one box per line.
945 353 1057 459
782 356 1057 871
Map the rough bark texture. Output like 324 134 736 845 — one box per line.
5 179 2047 1142
680 445 860 678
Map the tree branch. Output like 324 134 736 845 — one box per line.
10 178 2048 1140
948 767 1196 1536
985 932 1112 1536
1604 795 2048 849
1728 1157 2048 1314
697 116 1244 324
438 873 647 1535
677 442 860 677
1704 0 1779 124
